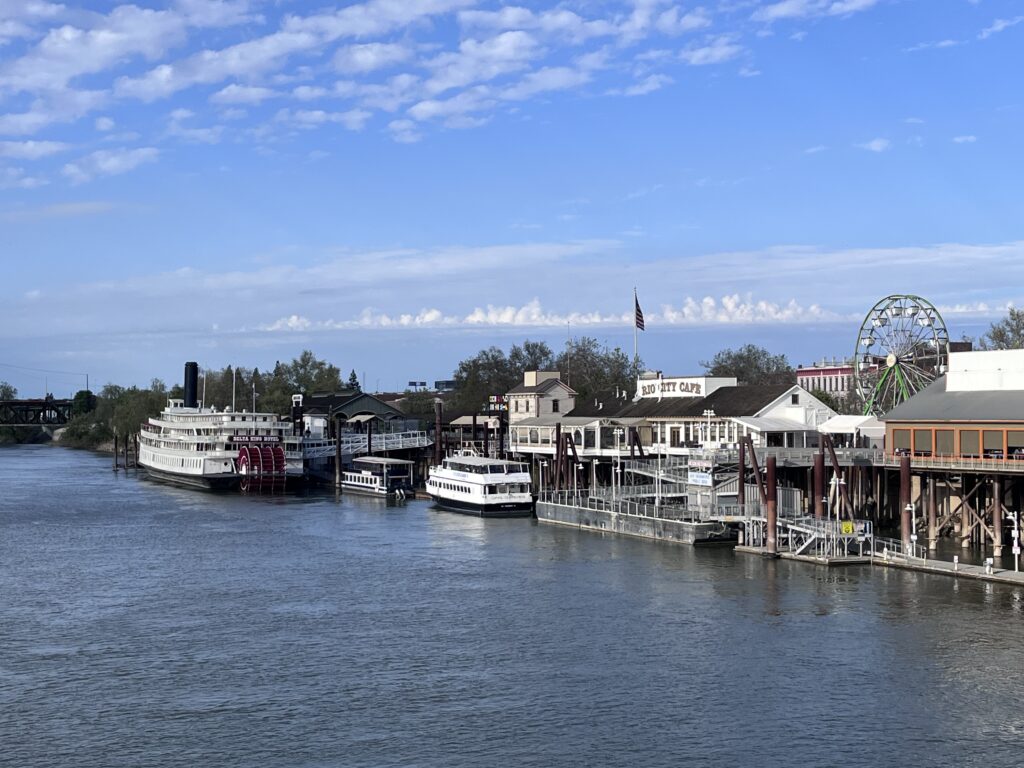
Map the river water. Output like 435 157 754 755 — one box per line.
2 444 1024 767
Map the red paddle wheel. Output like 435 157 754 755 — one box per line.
237 443 287 493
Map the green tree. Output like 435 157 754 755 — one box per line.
701 344 794 386
555 337 639 404
288 350 343 395
0 381 16 400
72 389 96 415
451 346 513 413
348 369 361 391
508 340 555 375
979 307 1024 350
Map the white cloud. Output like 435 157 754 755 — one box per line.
953 135 977 143
856 137 890 152
423 31 540 96
94 116 115 131
333 42 413 73
256 294 842 332
0 166 47 189
173 0 264 28
612 73 673 97
116 0 472 101
680 36 743 65
62 147 159 184
276 107 372 131
500 66 590 101
457 7 616 44
0 139 70 159
211 83 278 104
753 0 879 22
804 145 826 154
0 6 188 93
387 118 422 143
978 16 1024 40
167 109 223 143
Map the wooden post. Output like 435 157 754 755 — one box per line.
335 429 341 487
927 475 938 551
813 450 825 519
113 433 118 471
738 440 746 517
993 476 1003 557
471 413 477 453
766 455 778 557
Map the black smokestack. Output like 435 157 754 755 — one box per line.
184 362 199 408
291 395 304 436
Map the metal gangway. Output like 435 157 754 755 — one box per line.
336 430 432 456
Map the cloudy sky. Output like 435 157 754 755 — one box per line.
1 0 1022 395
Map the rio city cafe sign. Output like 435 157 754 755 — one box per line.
638 377 705 399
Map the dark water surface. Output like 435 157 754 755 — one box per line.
3 445 1024 767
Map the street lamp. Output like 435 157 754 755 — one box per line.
574 462 584 505
702 409 716 447
906 502 917 554
613 427 624 506
538 459 548 498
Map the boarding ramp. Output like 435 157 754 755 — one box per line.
337 430 432 456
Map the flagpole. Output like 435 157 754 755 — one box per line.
633 287 638 364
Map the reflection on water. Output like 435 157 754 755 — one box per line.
2 445 1024 768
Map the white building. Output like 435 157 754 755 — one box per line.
507 371 577 425
796 358 855 396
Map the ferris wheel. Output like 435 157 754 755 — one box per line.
853 294 950 416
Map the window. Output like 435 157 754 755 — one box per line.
552 399 559 413
791 393 799 405
514 400 520 412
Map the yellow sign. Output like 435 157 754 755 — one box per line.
840 521 855 535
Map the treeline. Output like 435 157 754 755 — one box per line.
448 338 642 414
58 351 360 450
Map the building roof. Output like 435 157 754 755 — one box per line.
819 415 883 434
511 415 645 428
567 387 630 417
731 416 818 433
304 391 406 420
613 384 793 420
507 377 578 396
883 375 1024 423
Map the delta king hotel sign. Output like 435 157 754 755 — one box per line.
636 376 736 400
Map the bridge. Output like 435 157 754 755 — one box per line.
0 398 74 427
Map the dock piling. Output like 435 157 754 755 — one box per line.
766 455 778 557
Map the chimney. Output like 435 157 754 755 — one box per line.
183 362 199 408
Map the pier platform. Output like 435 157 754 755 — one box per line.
734 545 871 566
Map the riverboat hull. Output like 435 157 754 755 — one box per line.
429 495 534 518
142 466 240 491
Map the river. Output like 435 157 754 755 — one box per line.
2 445 1023 767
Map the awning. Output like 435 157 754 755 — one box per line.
450 415 501 428
346 413 377 423
819 415 884 436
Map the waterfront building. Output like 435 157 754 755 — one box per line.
507 371 577 425
615 378 836 450
883 349 1024 460
303 389 415 436
796 357 855 396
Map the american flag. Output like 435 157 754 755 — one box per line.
634 291 645 331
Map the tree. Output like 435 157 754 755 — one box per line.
287 350 343 395
0 381 16 400
979 307 1024 350
72 389 96 416
348 369 361 391
554 337 640 404
451 346 514 413
508 340 554 376
701 344 794 386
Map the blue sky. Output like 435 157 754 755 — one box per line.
1 0 1022 396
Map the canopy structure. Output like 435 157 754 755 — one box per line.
819 415 885 439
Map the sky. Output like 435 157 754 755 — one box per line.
1 0 1022 397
